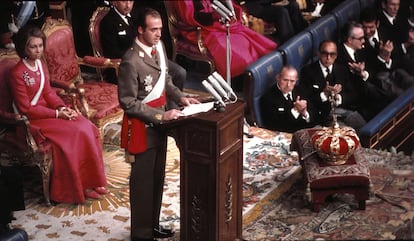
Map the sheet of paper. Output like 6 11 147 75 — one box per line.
181 102 214 116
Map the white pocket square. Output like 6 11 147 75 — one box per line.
118 30 127 35
278 108 285 111
312 85 319 89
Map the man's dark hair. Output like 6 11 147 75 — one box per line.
341 21 363 40
136 7 161 30
360 7 379 23
318 40 337 52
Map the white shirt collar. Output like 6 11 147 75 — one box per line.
344 44 356 61
369 31 380 47
276 83 291 100
285 92 293 101
319 61 332 77
113 7 131 25
135 38 154 57
382 10 395 25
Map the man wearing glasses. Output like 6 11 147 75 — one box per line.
299 40 366 130
336 21 391 125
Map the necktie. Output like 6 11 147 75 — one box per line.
372 38 379 49
325 67 330 76
126 15 132 25
151 46 158 64
286 93 293 102
325 67 332 83
353 51 358 63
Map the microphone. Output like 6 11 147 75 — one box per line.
225 0 236 19
211 2 231 21
207 75 229 100
202 80 226 107
213 0 235 19
211 72 236 98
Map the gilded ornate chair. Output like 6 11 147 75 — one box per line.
0 49 53 205
41 19 123 138
164 1 215 75
88 6 121 80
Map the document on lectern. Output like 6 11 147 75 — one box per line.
181 101 215 116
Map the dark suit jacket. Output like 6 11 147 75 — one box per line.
336 43 391 120
299 61 352 124
260 85 316 133
99 7 137 58
361 29 403 76
377 11 406 45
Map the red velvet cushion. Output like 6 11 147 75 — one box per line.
79 82 121 119
292 128 370 189
83 56 110 66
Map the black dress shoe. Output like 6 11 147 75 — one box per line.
153 226 175 238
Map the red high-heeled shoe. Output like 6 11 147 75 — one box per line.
94 187 109 195
84 189 101 199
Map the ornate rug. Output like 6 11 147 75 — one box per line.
242 148 414 240
10 125 301 240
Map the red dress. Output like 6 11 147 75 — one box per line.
10 59 107 204
173 0 277 78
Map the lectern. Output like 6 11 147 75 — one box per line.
170 101 245 241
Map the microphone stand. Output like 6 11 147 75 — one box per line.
225 20 231 87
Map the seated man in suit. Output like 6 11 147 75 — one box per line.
378 0 406 45
361 7 414 97
260 65 317 133
299 40 366 130
360 7 397 71
100 0 186 91
336 21 391 122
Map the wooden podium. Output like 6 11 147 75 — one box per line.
168 101 245 241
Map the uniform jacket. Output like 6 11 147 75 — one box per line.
117 41 184 149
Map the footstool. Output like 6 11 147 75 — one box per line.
291 128 371 212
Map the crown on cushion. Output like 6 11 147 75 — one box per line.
311 125 360 165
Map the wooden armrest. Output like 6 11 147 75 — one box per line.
78 56 121 77
50 80 77 90
80 56 120 68
52 84 93 119
196 26 208 55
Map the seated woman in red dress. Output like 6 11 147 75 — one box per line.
10 25 108 204
173 0 277 78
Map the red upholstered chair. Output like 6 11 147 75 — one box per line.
291 128 371 212
164 1 215 75
0 49 53 205
88 6 121 80
41 19 123 138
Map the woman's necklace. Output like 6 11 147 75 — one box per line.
23 59 40 76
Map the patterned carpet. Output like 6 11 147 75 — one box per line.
242 148 414 240
8 120 414 240
10 125 302 240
